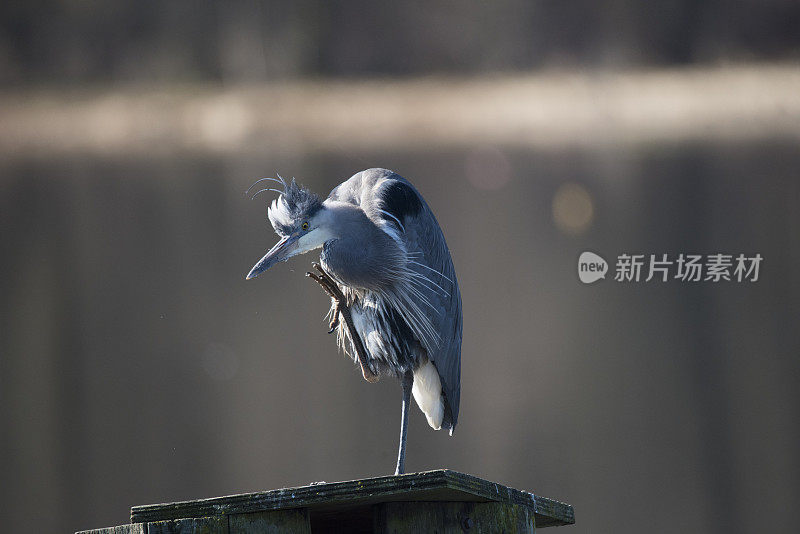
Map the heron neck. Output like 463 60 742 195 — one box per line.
320 202 404 291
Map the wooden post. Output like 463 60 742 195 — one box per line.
76 470 574 533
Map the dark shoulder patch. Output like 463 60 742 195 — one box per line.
381 180 423 223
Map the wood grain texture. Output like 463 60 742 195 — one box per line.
76 524 145 534
229 508 311 534
130 470 573 528
375 501 534 534
147 515 228 534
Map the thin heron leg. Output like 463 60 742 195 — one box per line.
306 263 379 383
395 370 414 475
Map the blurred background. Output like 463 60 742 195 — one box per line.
1 2 799 533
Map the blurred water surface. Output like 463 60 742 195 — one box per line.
1 140 798 533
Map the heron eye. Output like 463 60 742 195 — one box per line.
301 222 309 231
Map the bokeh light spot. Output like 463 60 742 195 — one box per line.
552 182 594 235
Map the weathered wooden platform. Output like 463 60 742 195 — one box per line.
77 470 574 533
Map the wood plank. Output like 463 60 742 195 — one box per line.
76 524 145 534
229 508 311 534
130 470 574 528
374 501 534 534
147 515 227 534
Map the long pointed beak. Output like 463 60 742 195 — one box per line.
246 234 300 280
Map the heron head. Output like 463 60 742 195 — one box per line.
246 177 333 280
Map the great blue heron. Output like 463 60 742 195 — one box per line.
246 168 462 475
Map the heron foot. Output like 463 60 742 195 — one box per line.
305 264 342 332
328 302 342 334
306 263 379 383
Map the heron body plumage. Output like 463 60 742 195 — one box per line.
247 168 462 472
322 169 461 433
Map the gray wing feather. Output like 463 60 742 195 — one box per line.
401 199 462 431
329 168 462 430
